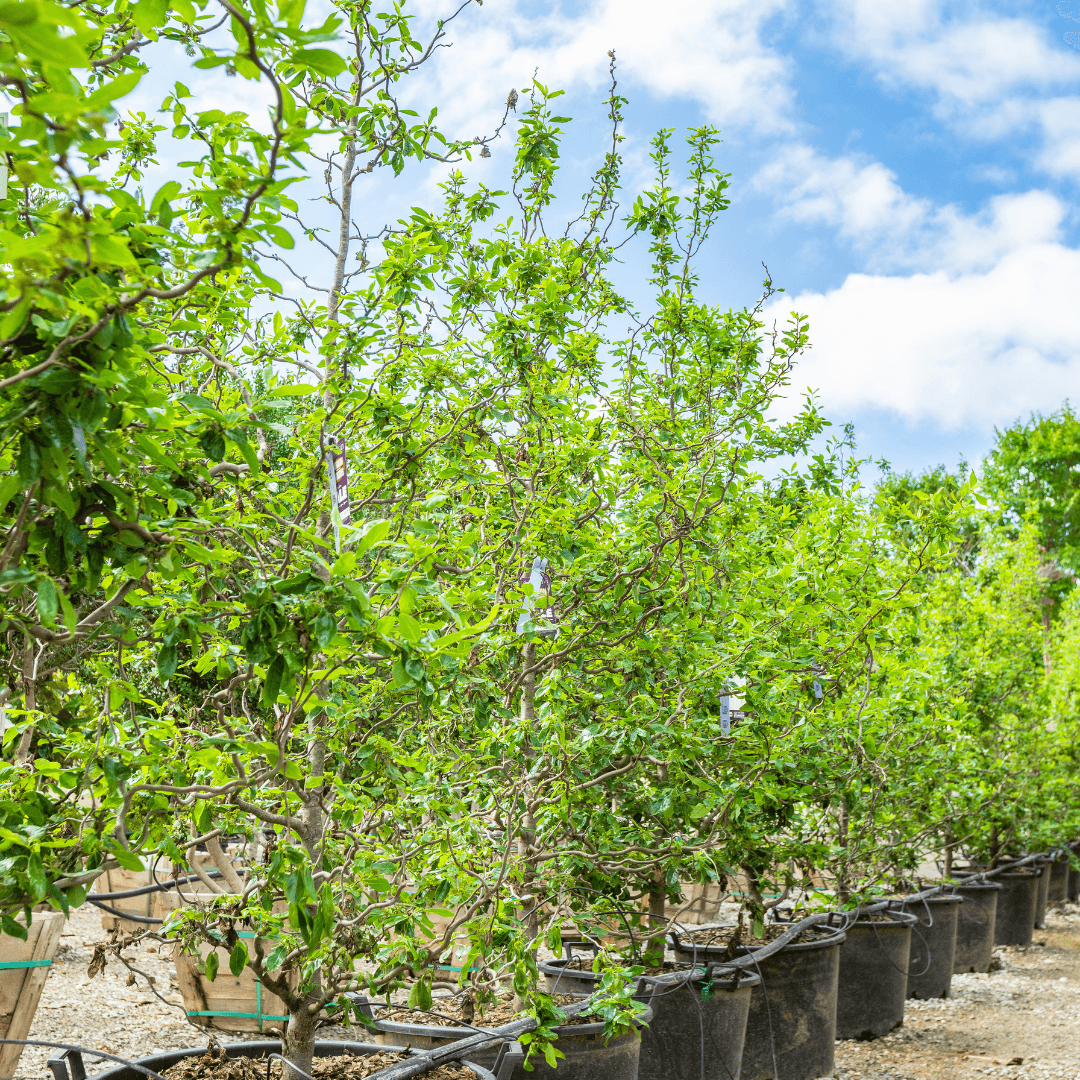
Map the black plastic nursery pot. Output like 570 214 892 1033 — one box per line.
1069 846 1080 903
55 1041 504 1080
998 858 1051 929
951 879 1000 973
957 869 1037 947
668 920 846 1080
899 893 962 1000
1033 860 1050 928
367 997 654 1080
1047 854 1069 906
835 908 915 1040
540 956 759 1080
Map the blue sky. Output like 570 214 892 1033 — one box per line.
405 0 1080 476
122 0 1080 477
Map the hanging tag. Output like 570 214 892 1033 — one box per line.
325 438 351 553
516 557 558 636
720 694 731 736
813 680 823 700
516 557 548 634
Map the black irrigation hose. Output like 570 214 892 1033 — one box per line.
88 865 255 923
87 901 165 925
91 868 249 900
0 1039 171 1080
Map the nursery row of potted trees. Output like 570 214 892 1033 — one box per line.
3 0 1080 1078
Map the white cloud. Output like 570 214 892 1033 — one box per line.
822 2 1080 179
827 1 1080 109
1033 96 1080 178
765 241 1080 429
757 145 1066 274
407 0 797 135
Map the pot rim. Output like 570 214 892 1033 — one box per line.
847 909 918 927
538 956 762 989
372 1000 654 1041
900 893 964 906
671 922 846 957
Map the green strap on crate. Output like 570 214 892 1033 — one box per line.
187 931 289 1031
186 972 287 1031
0 960 51 968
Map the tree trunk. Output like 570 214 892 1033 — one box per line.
645 869 667 963
15 641 35 762
837 799 850 904
283 995 321 1080
517 643 539 940
943 825 954 879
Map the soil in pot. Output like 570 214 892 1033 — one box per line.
369 992 652 1080
84 1041 484 1080
684 921 846 1080
949 879 1000 973
836 910 915 1040
166 1049 474 1080
668 922 813 965
899 894 962 1000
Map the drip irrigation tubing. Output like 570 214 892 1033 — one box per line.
86 867 252 924
89 868 249 900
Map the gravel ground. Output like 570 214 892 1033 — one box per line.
16 899 1080 1079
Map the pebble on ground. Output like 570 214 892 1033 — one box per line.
15 901 1080 1079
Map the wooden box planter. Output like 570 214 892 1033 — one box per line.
93 866 170 933
161 894 293 1035
0 911 64 1080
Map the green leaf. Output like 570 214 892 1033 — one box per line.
17 438 40 484
262 654 284 706
0 915 26 941
111 848 145 872
289 48 346 76
25 854 47 902
407 976 432 1014
356 520 390 555
229 941 248 977
157 644 178 682
130 0 167 36
204 951 219 982
268 384 316 397
264 225 294 249
64 884 87 910
85 69 142 105
36 578 58 626
201 429 226 462
264 943 288 972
